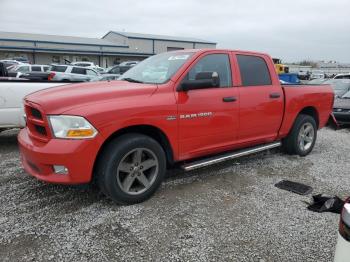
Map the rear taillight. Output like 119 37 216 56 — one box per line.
48 72 55 81
339 199 350 241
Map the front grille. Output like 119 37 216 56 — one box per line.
30 107 42 119
34 125 47 136
25 103 50 141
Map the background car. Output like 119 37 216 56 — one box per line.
8 64 50 77
71 61 96 67
334 73 350 79
90 74 120 82
105 65 133 75
48 65 99 82
333 90 350 125
334 199 350 262
0 59 24 69
119 61 139 66
322 79 350 97
19 71 50 81
307 78 326 85
310 70 325 80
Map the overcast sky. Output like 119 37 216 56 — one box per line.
0 0 349 62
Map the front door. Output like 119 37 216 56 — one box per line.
176 53 239 160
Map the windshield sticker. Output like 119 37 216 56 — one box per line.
168 55 190 61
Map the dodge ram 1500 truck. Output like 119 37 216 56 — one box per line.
18 49 334 204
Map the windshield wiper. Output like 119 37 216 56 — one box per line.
121 77 144 83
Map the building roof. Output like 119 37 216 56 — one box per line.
0 31 127 47
106 31 217 44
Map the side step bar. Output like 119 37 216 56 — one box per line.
181 142 282 171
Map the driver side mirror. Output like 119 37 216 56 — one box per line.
177 71 220 92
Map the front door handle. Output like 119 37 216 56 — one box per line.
270 93 281 99
223 96 237 102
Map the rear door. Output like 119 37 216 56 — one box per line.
235 53 284 143
176 52 239 159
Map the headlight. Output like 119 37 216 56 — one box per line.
48 115 98 139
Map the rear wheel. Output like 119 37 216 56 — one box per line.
282 114 317 156
96 134 166 204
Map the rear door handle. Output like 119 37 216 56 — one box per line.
223 96 237 102
270 93 281 99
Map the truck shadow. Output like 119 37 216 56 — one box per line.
0 129 19 150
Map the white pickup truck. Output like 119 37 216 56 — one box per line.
0 80 66 131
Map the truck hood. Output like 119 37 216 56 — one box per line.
25 80 158 114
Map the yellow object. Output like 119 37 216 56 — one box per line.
66 129 95 138
273 58 289 74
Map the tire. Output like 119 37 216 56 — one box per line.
96 133 166 204
282 114 317 156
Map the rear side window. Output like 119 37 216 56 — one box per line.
51 65 67 72
43 66 50 72
187 54 232 87
71 67 86 75
31 66 41 72
237 55 272 86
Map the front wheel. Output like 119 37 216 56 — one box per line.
282 114 317 156
96 134 166 204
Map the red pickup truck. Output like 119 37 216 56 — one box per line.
18 49 334 204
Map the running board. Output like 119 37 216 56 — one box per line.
181 142 282 171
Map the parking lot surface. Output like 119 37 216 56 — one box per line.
0 128 349 261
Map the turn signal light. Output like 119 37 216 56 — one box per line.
66 129 95 138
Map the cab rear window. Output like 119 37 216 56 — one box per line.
237 55 272 86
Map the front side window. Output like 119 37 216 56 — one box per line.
237 55 272 86
120 52 194 84
186 54 232 87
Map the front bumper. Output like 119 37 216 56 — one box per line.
18 128 103 184
334 233 350 262
333 112 350 124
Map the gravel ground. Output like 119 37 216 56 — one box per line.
0 127 349 262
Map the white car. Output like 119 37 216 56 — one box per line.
310 70 325 80
0 59 24 69
334 200 350 262
49 65 99 82
334 74 350 80
8 64 50 77
71 61 96 67
0 80 66 130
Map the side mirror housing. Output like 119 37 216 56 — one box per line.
177 71 220 91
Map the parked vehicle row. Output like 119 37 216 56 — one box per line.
0 59 139 81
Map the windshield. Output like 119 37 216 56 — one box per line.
120 52 194 84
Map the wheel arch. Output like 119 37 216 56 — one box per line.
298 106 319 128
92 125 175 181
